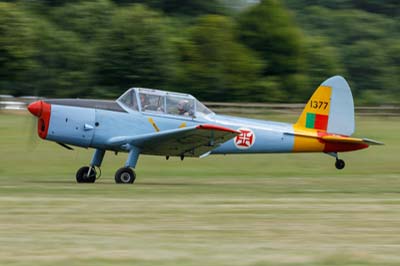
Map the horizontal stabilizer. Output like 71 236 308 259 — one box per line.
321 135 365 144
362 138 384 145
285 131 384 146
321 135 384 145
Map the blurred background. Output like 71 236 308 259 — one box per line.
0 0 399 104
0 2 399 266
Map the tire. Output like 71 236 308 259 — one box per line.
76 166 96 183
335 159 345 170
115 167 136 184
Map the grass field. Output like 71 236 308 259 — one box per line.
0 111 399 266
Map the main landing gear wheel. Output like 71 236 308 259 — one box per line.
115 167 136 184
76 166 97 183
335 159 345 170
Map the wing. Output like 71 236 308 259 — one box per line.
107 124 239 157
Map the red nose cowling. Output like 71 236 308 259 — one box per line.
27 100 51 139
27 100 43 117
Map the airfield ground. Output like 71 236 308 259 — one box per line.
0 112 399 266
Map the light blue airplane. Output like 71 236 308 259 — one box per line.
27 76 382 184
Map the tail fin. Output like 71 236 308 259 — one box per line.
295 76 355 136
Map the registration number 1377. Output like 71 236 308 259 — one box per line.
310 100 329 110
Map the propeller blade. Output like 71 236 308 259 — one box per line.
25 112 39 151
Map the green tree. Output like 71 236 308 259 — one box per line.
36 0 81 6
49 0 115 42
28 19 93 97
0 3 35 96
344 40 393 97
176 15 263 101
284 0 400 15
284 4 399 103
238 0 308 101
295 7 398 45
95 4 175 96
353 0 400 16
238 0 305 75
303 36 345 89
113 0 224 16
384 40 400 102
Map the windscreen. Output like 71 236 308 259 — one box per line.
118 89 138 111
195 100 212 116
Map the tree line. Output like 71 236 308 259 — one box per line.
0 0 398 104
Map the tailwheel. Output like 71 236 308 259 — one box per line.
335 159 345 170
115 167 136 184
76 166 97 183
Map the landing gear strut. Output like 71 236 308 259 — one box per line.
75 147 141 184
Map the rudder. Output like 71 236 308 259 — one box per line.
295 76 355 136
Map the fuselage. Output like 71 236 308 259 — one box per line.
35 99 293 153
28 98 367 156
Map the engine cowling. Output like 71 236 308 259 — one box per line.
27 100 51 139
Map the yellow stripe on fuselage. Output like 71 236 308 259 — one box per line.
148 117 160 132
292 128 324 152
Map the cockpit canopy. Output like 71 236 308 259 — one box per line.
117 88 213 117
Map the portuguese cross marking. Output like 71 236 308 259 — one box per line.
234 128 255 149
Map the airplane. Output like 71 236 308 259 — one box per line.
27 76 383 184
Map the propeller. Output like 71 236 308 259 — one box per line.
25 100 40 151
25 87 42 151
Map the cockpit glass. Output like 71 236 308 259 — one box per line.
139 93 165 113
119 88 213 117
166 96 194 116
119 89 138 111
